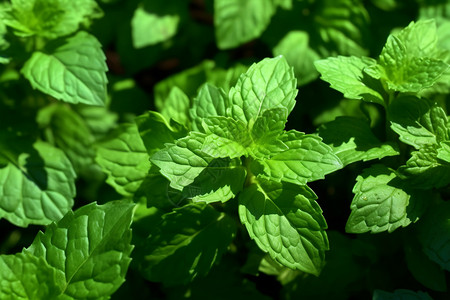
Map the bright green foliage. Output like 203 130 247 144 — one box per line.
389 97 450 188
273 31 320 86
314 56 384 105
2 0 101 39
318 117 399 166
37 104 96 175
148 57 340 276
375 20 449 93
160 86 190 127
25 201 134 299
214 0 275 49
239 180 328 276
96 123 150 197
135 203 236 285
0 141 75 227
255 131 343 185
135 111 188 156
0 252 61 299
346 165 426 233
317 19 450 101
190 83 228 132
229 56 297 124
21 31 108 105
131 5 179 48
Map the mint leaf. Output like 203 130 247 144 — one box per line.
389 97 449 148
229 56 297 124
373 289 433 300
239 179 328 276
437 141 450 163
136 203 236 285
21 31 108 106
314 56 385 105
273 31 321 86
249 108 289 158
312 0 369 56
346 165 425 234
399 145 450 189
131 5 180 48
318 116 399 166
151 132 238 191
182 161 246 204
376 20 449 93
135 111 188 156
214 0 275 49
135 170 188 209
26 200 134 299
255 130 342 185
0 252 61 299
418 202 450 272
202 116 250 158
2 0 101 39
160 86 190 127
96 123 151 197
190 83 229 132
37 103 96 175
0 141 75 227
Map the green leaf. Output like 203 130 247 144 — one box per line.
96 123 151 197
154 61 215 109
399 145 450 189
21 31 108 106
37 103 96 175
373 289 433 300
229 56 297 124
136 203 236 285
314 56 385 105
376 20 449 93
135 111 188 156
273 31 321 86
238 179 328 276
182 161 246 204
437 141 450 163
418 201 450 272
131 5 179 48
389 96 449 149
248 108 289 158
0 252 61 299
201 116 250 158
135 170 188 210
26 200 134 299
151 131 245 203
190 83 229 132
255 130 342 185
346 165 425 234
160 86 190 127
313 0 369 56
214 0 275 49
0 141 75 227
151 132 227 190
318 116 399 166
2 0 101 39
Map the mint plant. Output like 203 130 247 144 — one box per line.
315 18 450 294
1 0 450 299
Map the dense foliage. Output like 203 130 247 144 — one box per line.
0 0 449 299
